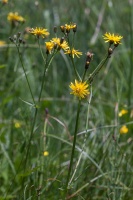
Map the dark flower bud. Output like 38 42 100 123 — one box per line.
22 40 26 44
60 25 65 33
73 24 77 33
60 37 64 44
85 52 93 69
17 32 21 38
19 38 23 43
9 37 14 43
53 26 57 33
108 48 113 57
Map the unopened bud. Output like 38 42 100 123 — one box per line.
53 26 57 33
60 25 65 33
9 37 14 43
17 32 21 38
73 24 77 33
85 52 93 69
108 48 113 57
19 38 23 43
60 37 64 44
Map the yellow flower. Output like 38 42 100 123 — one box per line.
45 41 54 54
60 23 77 33
2 0 8 4
69 80 89 99
14 122 21 128
65 23 77 32
29 27 50 38
65 48 82 58
43 151 49 156
7 12 25 22
103 32 123 45
120 125 128 134
0 40 6 47
51 37 69 51
118 109 128 117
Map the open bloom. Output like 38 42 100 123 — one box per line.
65 48 82 58
103 32 123 45
0 40 6 47
2 0 8 4
43 151 49 156
29 27 49 38
51 37 69 51
120 125 128 134
69 80 89 99
7 12 25 22
118 109 128 117
45 41 54 54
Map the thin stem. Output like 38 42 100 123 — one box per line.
16 45 36 106
128 1 133 107
71 56 81 81
69 87 92 185
65 100 81 192
37 38 46 64
88 56 108 84
23 51 57 169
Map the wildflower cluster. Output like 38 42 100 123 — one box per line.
60 23 77 34
9 32 26 46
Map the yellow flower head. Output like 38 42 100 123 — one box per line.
43 151 49 156
60 23 77 33
45 41 54 54
65 48 82 58
103 32 123 45
14 122 21 128
0 40 6 47
2 0 8 4
51 37 69 51
118 109 128 117
7 12 25 22
65 23 77 32
29 27 50 38
120 125 128 134
69 80 89 99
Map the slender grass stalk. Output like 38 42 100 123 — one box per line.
65 68 88 195
70 56 81 81
88 56 108 84
128 1 133 107
23 51 56 169
65 99 81 192
69 86 92 185
16 45 36 106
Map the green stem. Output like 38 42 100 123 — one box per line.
23 51 57 169
16 45 36 106
88 56 108 84
65 100 81 193
128 2 133 107
71 56 81 81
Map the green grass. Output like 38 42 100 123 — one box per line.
0 0 133 199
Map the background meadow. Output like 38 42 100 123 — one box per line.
0 0 133 199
